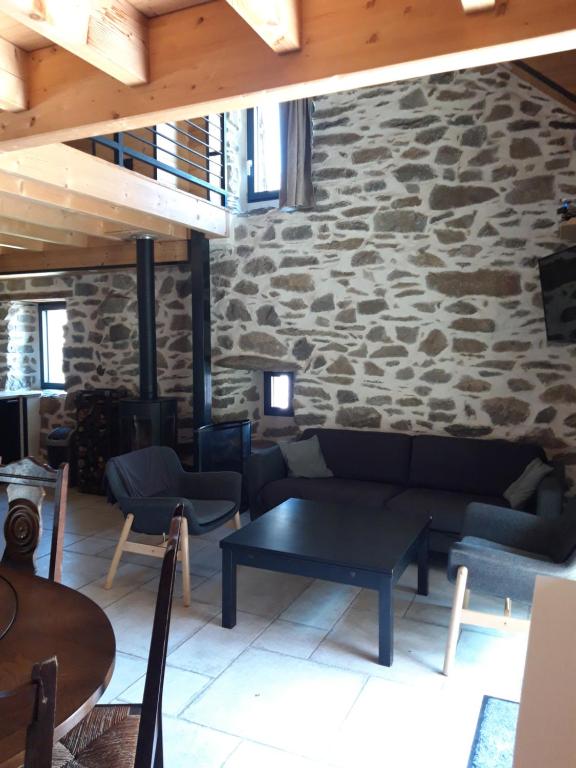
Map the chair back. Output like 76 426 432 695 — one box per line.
0 458 68 582
134 505 183 768
0 656 57 768
106 447 182 502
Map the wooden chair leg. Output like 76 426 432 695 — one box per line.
105 513 134 590
443 565 468 677
463 588 471 609
232 511 241 530
180 517 191 607
504 597 512 617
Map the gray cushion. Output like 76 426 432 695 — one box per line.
385 488 507 534
503 458 553 508
260 477 403 511
279 435 333 478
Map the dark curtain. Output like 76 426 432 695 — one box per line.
279 99 315 210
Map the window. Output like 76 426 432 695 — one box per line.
39 302 66 390
264 372 294 416
247 104 281 202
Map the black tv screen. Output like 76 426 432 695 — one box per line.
539 246 576 343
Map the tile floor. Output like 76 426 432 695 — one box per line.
4 490 531 767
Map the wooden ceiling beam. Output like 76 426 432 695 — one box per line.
0 0 148 85
0 239 188 274
225 0 300 53
0 34 25 110
0 232 43 250
0 143 228 237
0 0 576 149
0 215 89 246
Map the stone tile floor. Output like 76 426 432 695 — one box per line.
4 490 531 767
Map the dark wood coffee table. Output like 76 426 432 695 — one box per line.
220 498 430 666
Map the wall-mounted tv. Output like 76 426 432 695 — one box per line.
539 246 576 343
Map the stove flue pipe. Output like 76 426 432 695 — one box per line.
135 236 158 401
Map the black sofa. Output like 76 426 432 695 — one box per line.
246 428 565 553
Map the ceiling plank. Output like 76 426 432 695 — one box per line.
0 34 25 110
0 232 43 250
0 0 148 85
0 0 576 149
224 0 300 53
0 239 188 274
0 143 228 237
0 215 89 246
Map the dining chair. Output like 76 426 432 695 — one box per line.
443 501 576 676
104 446 242 606
54 506 183 767
0 656 57 767
0 457 69 582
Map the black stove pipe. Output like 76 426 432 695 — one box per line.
189 232 212 429
136 237 158 401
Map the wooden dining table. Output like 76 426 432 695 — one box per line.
0 565 116 768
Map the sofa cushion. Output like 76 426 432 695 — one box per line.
386 488 507 534
300 428 412 485
409 435 545 497
260 477 404 512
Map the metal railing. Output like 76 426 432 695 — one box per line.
90 115 227 206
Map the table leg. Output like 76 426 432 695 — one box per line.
222 548 237 629
417 528 429 597
378 575 393 666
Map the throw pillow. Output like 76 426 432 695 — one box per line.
503 458 553 509
279 435 333 479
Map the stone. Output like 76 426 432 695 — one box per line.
396 327 418 344
315 133 362 147
270 274 315 292
351 146 392 164
478 222 498 237
374 210 427 232
461 126 487 147
508 378 534 392
541 385 576 404
314 167 357 180
337 390 359 404
75 283 99 297
396 367 415 380
453 338 487 353
351 251 383 267
239 332 288 357
335 308 357 323
493 340 531 353
419 330 447 356
435 146 462 165
365 362 385 375
358 299 388 315
450 318 495 332
445 425 493 438
326 356 355 376
536 407 557 424
399 88 428 109
482 397 530 426
393 164 434 182
168 335 192 353
256 305 280 326
371 345 408 358
109 324 130 342
226 299 251 322
317 238 364 251
283 225 313 241
510 137 541 159
336 406 381 429
234 280 259 295
505 176 554 205
485 104 513 121
456 376 491 393
245 256 276 277
427 270 520 298
293 338 314 361
429 184 498 210
280 256 319 268
215 355 297 372
311 294 335 312
211 260 237 277
421 368 451 383
416 127 447 145
446 300 477 315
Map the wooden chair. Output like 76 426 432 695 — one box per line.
0 458 69 582
0 656 58 768
54 506 183 768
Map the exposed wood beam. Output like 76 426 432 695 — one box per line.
225 0 300 53
0 239 188 274
0 215 89 246
0 34 26 110
461 0 496 13
0 232 43 250
0 195 123 239
0 144 228 237
510 55 576 113
0 0 148 85
1 0 576 149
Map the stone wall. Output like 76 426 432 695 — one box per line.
211 65 576 484
0 302 39 391
0 264 194 453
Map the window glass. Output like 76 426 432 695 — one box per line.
264 371 294 416
248 104 281 201
40 303 66 389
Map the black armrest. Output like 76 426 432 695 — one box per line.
245 445 287 520
536 462 565 519
462 502 550 554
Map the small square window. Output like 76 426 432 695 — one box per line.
264 371 294 416
39 302 66 390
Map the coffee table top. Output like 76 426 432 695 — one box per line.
221 498 430 573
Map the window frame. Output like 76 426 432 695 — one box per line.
246 106 281 203
38 301 67 391
263 371 294 417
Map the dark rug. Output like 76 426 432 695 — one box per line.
468 696 519 768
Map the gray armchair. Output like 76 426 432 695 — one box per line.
443 501 576 675
104 446 242 605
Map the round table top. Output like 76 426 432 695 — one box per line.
0 574 17 639
0 565 116 768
